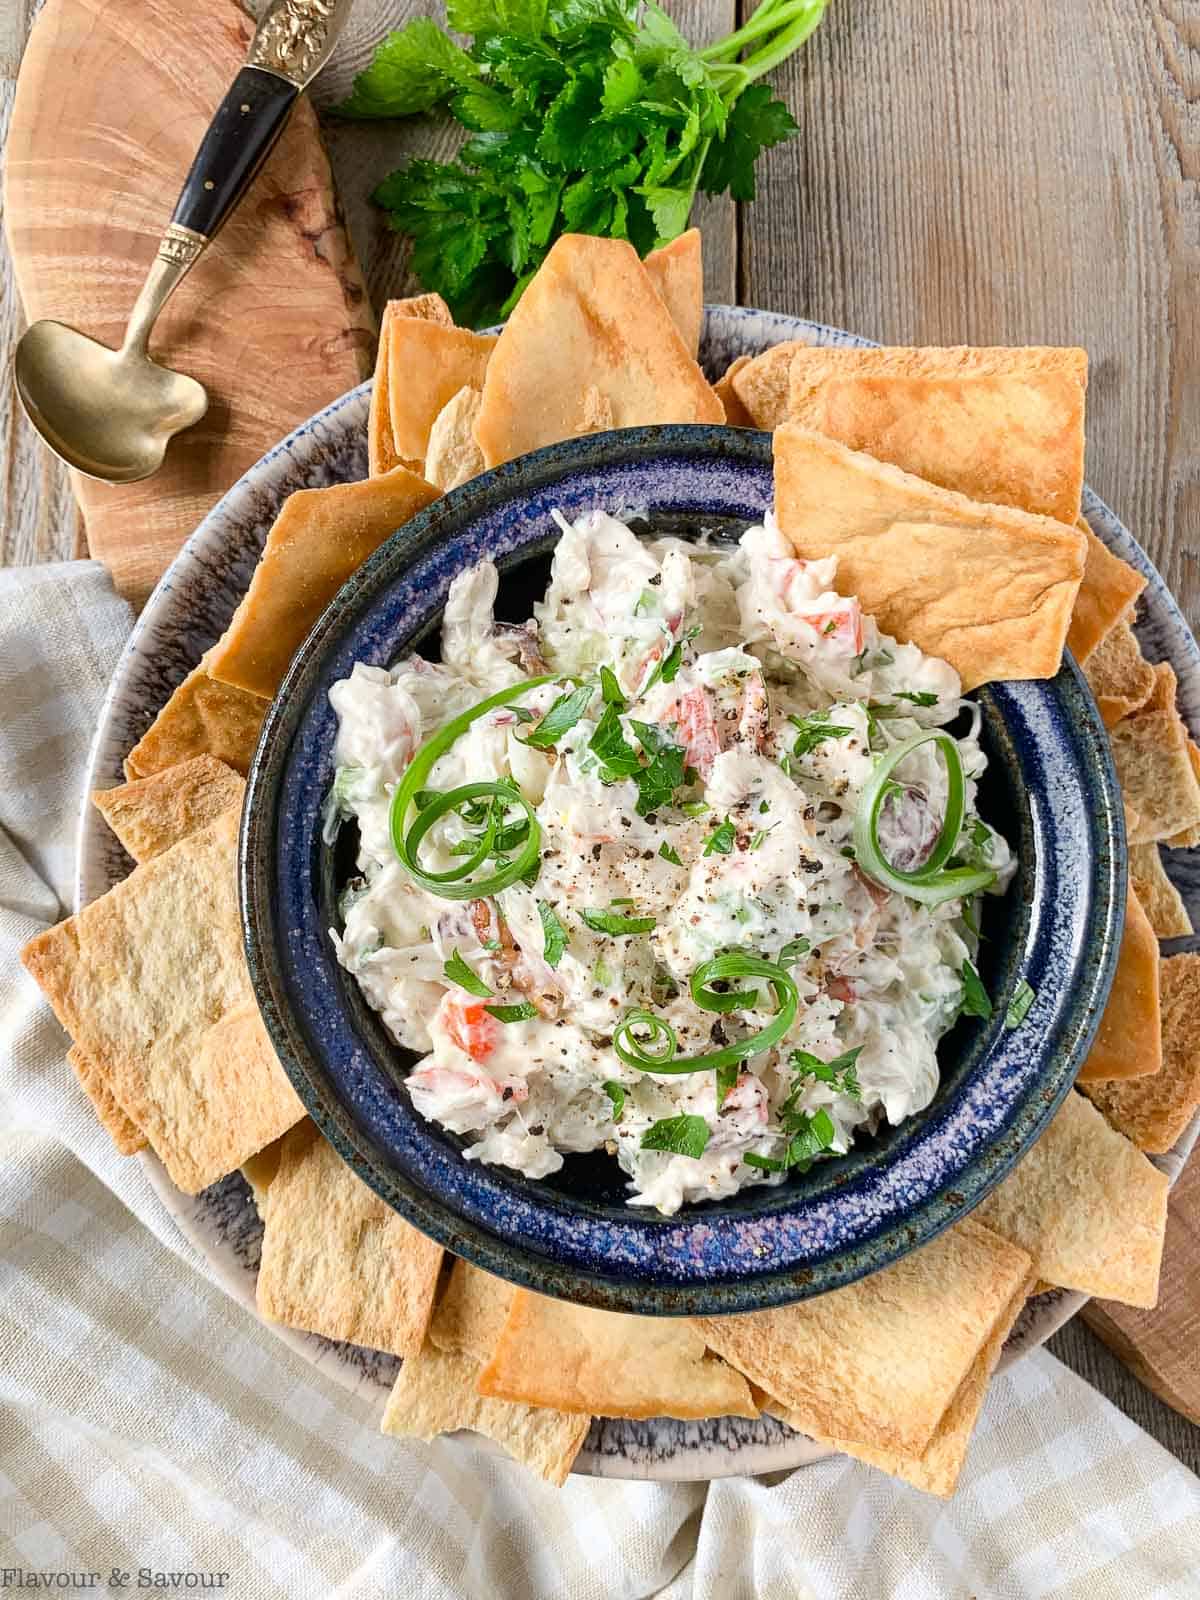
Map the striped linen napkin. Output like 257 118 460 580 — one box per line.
3 564 1200 1598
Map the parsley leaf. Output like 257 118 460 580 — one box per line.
600 665 626 707
959 958 993 1021
790 708 854 758
338 19 480 118
538 900 568 967
699 83 799 203
588 703 641 777
642 625 700 693
1006 979 1036 1030
580 907 656 935
484 1000 539 1023
658 841 683 866
641 1114 710 1158
789 1046 862 1100
743 1107 837 1173
703 816 736 856
778 937 811 963
602 1080 626 1122
443 949 494 997
521 680 594 748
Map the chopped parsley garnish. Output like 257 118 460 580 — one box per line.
600 665 626 708
629 721 687 816
958 958 993 1020
510 705 537 724
789 707 854 757
588 703 642 777
484 1000 539 1023
758 800 770 815
778 937 811 964
681 800 710 818
1006 979 1036 1030
790 1046 862 1100
602 1081 626 1122
744 1107 837 1173
640 1114 710 1159
658 841 683 866
642 625 700 693
580 907 657 936
703 816 736 856
537 900 568 967
895 690 938 706
520 680 594 749
634 588 658 617
443 949 493 997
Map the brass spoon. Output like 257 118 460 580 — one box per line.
14 0 352 485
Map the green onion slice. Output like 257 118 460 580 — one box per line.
852 730 997 907
612 954 798 1076
389 677 556 899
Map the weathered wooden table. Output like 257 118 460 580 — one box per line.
2 0 1198 1471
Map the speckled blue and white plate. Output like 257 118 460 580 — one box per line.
78 308 1200 1482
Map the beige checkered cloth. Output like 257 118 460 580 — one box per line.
4 555 1200 1599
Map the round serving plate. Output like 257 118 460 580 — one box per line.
78 307 1200 1483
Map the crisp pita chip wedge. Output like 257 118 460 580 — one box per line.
788 352 1086 524
478 1292 757 1421
768 1270 1035 1498
774 425 1086 690
424 385 485 491
369 293 455 476
387 318 496 464
1085 953 1200 1153
1081 620 1155 728
1145 659 1179 714
93 756 244 864
1111 700 1200 845
429 1258 514 1362
206 468 438 699
68 1045 146 1156
21 808 304 1193
381 1344 589 1487
578 385 614 434
1077 886 1162 1083
696 1218 1031 1456
1167 741 1200 847
1068 526 1147 664
475 234 723 467
124 660 267 781
976 1090 1167 1308
730 338 816 428
644 228 703 357
714 354 756 427
241 1133 286 1222
257 1121 442 1357
1129 843 1193 938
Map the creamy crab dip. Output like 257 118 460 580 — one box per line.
326 509 1013 1215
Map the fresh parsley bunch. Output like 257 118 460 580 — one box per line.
338 0 828 325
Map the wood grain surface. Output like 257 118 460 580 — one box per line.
2 0 1199 1472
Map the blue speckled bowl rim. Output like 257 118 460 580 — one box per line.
241 420 1124 1316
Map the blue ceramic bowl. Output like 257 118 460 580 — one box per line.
241 423 1124 1315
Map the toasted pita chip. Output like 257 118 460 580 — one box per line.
92 756 244 864
424 386 485 491
1129 843 1193 938
730 338 817 429
67 1045 146 1156
1081 620 1155 728
1145 659 1179 714
479 1292 757 1421
788 349 1086 523
241 1133 287 1221
21 808 304 1194
1068 527 1147 664
1084 953 1200 1153
381 1344 589 1486
769 1269 1035 1497
976 1090 1167 1308
386 319 496 465
578 385 614 434
1111 701 1200 845
206 468 439 699
257 1121 442 1357
475 234 723 467
714 355 756 427
696 1218 1031 1456
369 294 455 476
1167 741 1200 847
429 1258 514 1362
644 229 703 357
1077 886 1162 1082
124 660 268 781
774 425 1086 690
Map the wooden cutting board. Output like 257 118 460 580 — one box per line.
5 0 375 608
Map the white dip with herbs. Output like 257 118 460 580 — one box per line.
326 509 1013 1214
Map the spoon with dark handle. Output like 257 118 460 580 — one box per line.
15 0 352 485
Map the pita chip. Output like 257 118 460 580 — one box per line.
1085 953 1200 1153
730 338 816 429
1110 700 1200 845
474 234 723 468
124 660 267 781
1167 740 1200 847
1076 886 1162 1083
257 1121 442 1357
424 385 486 491
975 1090 1167 1308
386 319 495 464
1081 620 1155 728
381 1345 589 1486
644 228 703 357
479 1292 757 1421
1068 527 1146 664
428 1258 514 1362
696 1218 1031 1456
206 468 438 699
1129 843 1193 938
774 425 1086 690
68 1044 146 1156
21 808 304 1194
714 355 756 427
242 1133 286 1222
369 293 454 476
93 756 244 864
787 346 1087 524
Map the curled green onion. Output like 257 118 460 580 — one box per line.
613 1010 678 1068
389 676 556 899
613 955 798 1077
852 730 997 908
